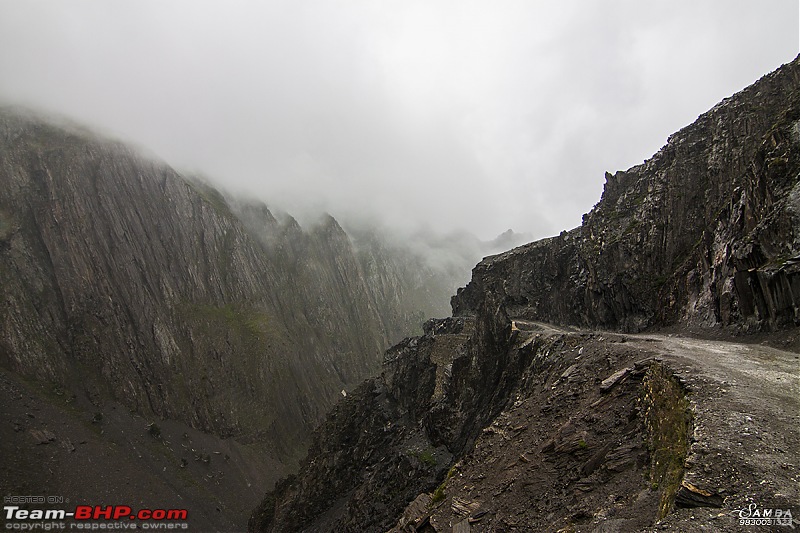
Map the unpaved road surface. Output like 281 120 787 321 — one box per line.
629 333 800 531
511 321 799 530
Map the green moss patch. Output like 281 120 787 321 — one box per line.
639 362 692 519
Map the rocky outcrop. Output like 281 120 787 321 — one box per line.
249 300 521 532
454 56 800 332
251 57 800 531
249 316 692 532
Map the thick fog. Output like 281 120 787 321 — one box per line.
0 1 797 239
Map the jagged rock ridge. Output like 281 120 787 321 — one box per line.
250 57 800 532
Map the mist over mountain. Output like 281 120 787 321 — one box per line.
0 107 505 529
0 2 795 240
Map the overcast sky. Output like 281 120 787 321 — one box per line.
0 1 797 239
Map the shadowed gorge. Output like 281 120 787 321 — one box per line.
0 108 485 529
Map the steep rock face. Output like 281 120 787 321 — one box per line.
0 110 443 464
250 294 520 532
251 58 800 531
454 57 800 332
349 230 451 342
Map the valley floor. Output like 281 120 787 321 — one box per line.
0 367 287 532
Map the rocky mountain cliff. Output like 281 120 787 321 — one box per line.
250 57 800 532
455 57 800 333
0 108 474 527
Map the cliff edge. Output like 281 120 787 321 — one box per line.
250 57 800 532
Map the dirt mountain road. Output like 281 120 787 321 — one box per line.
628 332 799 530
514 320 799 530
